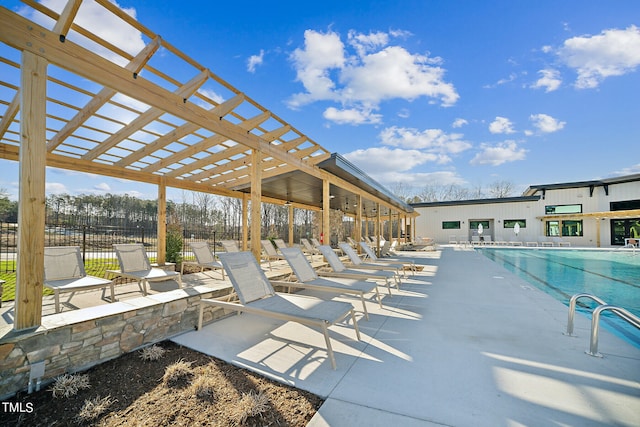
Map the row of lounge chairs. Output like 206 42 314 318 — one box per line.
450 235 572 247
43 244 182 313
199 240 418 369
41 237 413 370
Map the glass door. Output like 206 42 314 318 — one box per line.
610 218 640 245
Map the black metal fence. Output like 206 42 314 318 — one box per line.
0 222 243 274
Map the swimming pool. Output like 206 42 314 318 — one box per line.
477 248 640 348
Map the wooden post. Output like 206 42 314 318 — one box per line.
15 51 47 330
157 178 166 265
242 193 249 250
387 209 392 242
322 180 330 245
596 218 601 248
376 204 381 256
355 194 362 246
250 150 262 260
288 204 294 246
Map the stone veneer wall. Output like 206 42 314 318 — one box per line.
0 285 231 399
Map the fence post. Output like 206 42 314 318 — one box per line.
141 227 145 245
82 225 87 262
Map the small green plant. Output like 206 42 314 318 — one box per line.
50 373 90 398
166 215 183 264
234 390 270 424
75 395 116 422
139 344 166 361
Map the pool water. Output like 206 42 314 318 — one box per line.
477 248 640 348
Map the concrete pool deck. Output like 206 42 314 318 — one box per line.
173 246 640 427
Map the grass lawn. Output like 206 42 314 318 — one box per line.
1 259 121 302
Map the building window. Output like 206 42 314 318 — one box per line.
442 221 461 229
546 220 583 237
545 204 582 215
469 220 490 229
562 220 583 236
504 219 526 228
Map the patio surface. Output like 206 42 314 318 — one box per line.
172 246 640 427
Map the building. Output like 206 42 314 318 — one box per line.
411 174 640 247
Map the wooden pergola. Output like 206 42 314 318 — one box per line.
0 1 416 330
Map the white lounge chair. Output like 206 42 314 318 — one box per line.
339 242 404 282
273 238 289 251
220 240 240 252
359 242 415 275
261 239 285 269
109 244 182 295
317 245 397 294
198 251 361 369
300 238 321 260
44 246 115 313
182 241 225 279
279 247 381 320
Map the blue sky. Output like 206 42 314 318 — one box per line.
1 0 639 202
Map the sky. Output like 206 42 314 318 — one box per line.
1 0 639 202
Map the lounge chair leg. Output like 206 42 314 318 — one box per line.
109 283 115 303
375 287 382 308
350 310 361 341
54 291 60 313
359 295 369 321
322 322 337 370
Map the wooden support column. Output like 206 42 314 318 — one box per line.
288 204 294 246
250 150 262 260
157 178 166 265
242 193 249 250
596 218 601 248
375 204 381 256
355 194 362 246
15 51 47 330
322 180 330 245
397 213 402 242
387 210 392 241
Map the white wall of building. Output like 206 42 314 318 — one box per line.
412 176 640 247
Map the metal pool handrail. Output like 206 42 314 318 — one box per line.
586 305 640 357
565 293 640 357
564 293 606 336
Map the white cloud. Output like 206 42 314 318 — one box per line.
343 147 439 175
529 114 566 133
288 29 458 123
452 118 468 128
347 30 389 56
379 126 471 156
557 25 640 89
470 141 527 166
46 182 68 195
531 69 562 92
94 182 111 192
489 117 515 134
370 170 467 188
288 30 345 107
323 107 382 125
612 163 640 176
247 50 265 73
29 0 146 66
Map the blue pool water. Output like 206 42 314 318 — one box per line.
477 248 640 348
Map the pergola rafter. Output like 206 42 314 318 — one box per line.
0 1 416 329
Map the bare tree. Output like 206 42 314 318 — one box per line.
488 180 515 198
